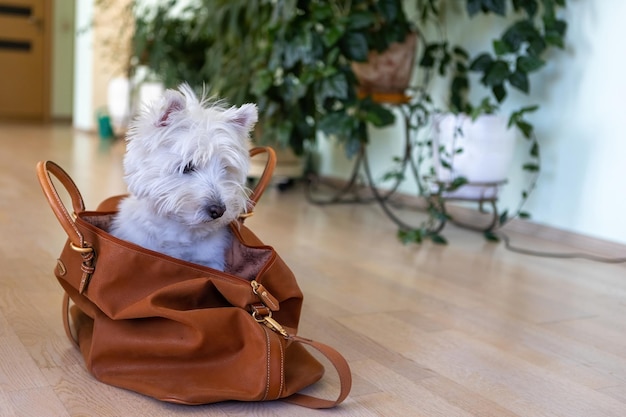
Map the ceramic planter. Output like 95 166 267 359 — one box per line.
432 113 516 199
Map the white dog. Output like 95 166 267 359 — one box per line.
109 84 257 271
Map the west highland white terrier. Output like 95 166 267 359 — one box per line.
109 84 258 271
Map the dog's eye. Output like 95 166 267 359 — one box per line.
182 162 195 174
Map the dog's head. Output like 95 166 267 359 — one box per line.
124 83 257 231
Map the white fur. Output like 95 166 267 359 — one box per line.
109 84 257 271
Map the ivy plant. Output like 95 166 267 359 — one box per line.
394 0 568 244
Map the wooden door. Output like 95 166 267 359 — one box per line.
0 0 51 121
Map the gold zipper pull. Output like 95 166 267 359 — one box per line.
251 280 280 311
262 315 289 338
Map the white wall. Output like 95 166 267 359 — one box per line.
319 1 626 245
72 0 132 131
72 0 94 130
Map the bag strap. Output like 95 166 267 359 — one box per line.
248 146 276 206
283 336 352 409
36 160 86 248
62 292 79 348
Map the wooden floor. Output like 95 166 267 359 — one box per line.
1 123 626 417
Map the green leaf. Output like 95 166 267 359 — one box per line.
522 163 540 172
530 141 539 157
274 120 294 148
382 171 405 182
483 60 510 86
318 72 349 101
544 16 568 37
453 46 469 59
544 34 565 48
361 103 396 127
517 55 545 72
466 0 482 16
484 231 500 242
451 75 469 91
518 211 531 219
469 53 493 72
379 0 401 22
398 229 422 244
342 32 369 62
502 20 538 52
347 11 376 30
499 210 509 225
419 44 439 68
516 120 533 138
429 233 448 245
448 176 469 191
509 70 529 93
438 47 452 76
518 104 540 115
250 69 273 96
318 111 355 138
440 159 452 169
528 35 547 56
512 0 538 17
493 40 512 55
323 25 344 47
492 84 507 102
484 0 507 16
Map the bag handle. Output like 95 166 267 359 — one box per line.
248 146 276 206
36 160 86 248
284 336 352 409
37 147 275 239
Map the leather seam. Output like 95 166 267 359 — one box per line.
261 326 271 401
277 335 285 399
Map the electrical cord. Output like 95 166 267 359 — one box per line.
496 231 626 264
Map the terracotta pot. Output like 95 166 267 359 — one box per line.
351 32 417 95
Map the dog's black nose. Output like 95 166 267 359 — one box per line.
207 203 226 219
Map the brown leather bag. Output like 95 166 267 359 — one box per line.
36 147 351 409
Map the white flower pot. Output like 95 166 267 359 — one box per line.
107 77 131 129
432 113 516 199
137 82 165 110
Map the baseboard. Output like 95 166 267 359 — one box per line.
312 175 626 259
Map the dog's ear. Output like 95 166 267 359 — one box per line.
157 90 186 127
227 104 258 135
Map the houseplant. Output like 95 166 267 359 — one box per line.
394 0 567 244
248 0 414 157
127 0 415 171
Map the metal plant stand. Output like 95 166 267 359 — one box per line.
427 181 508 233
306 93 415 207
306 92 506 234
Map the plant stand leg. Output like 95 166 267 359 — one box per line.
447 198 500 232
305 146 371 205
305 117 408 206
361 147 444 233
307 100 447 232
